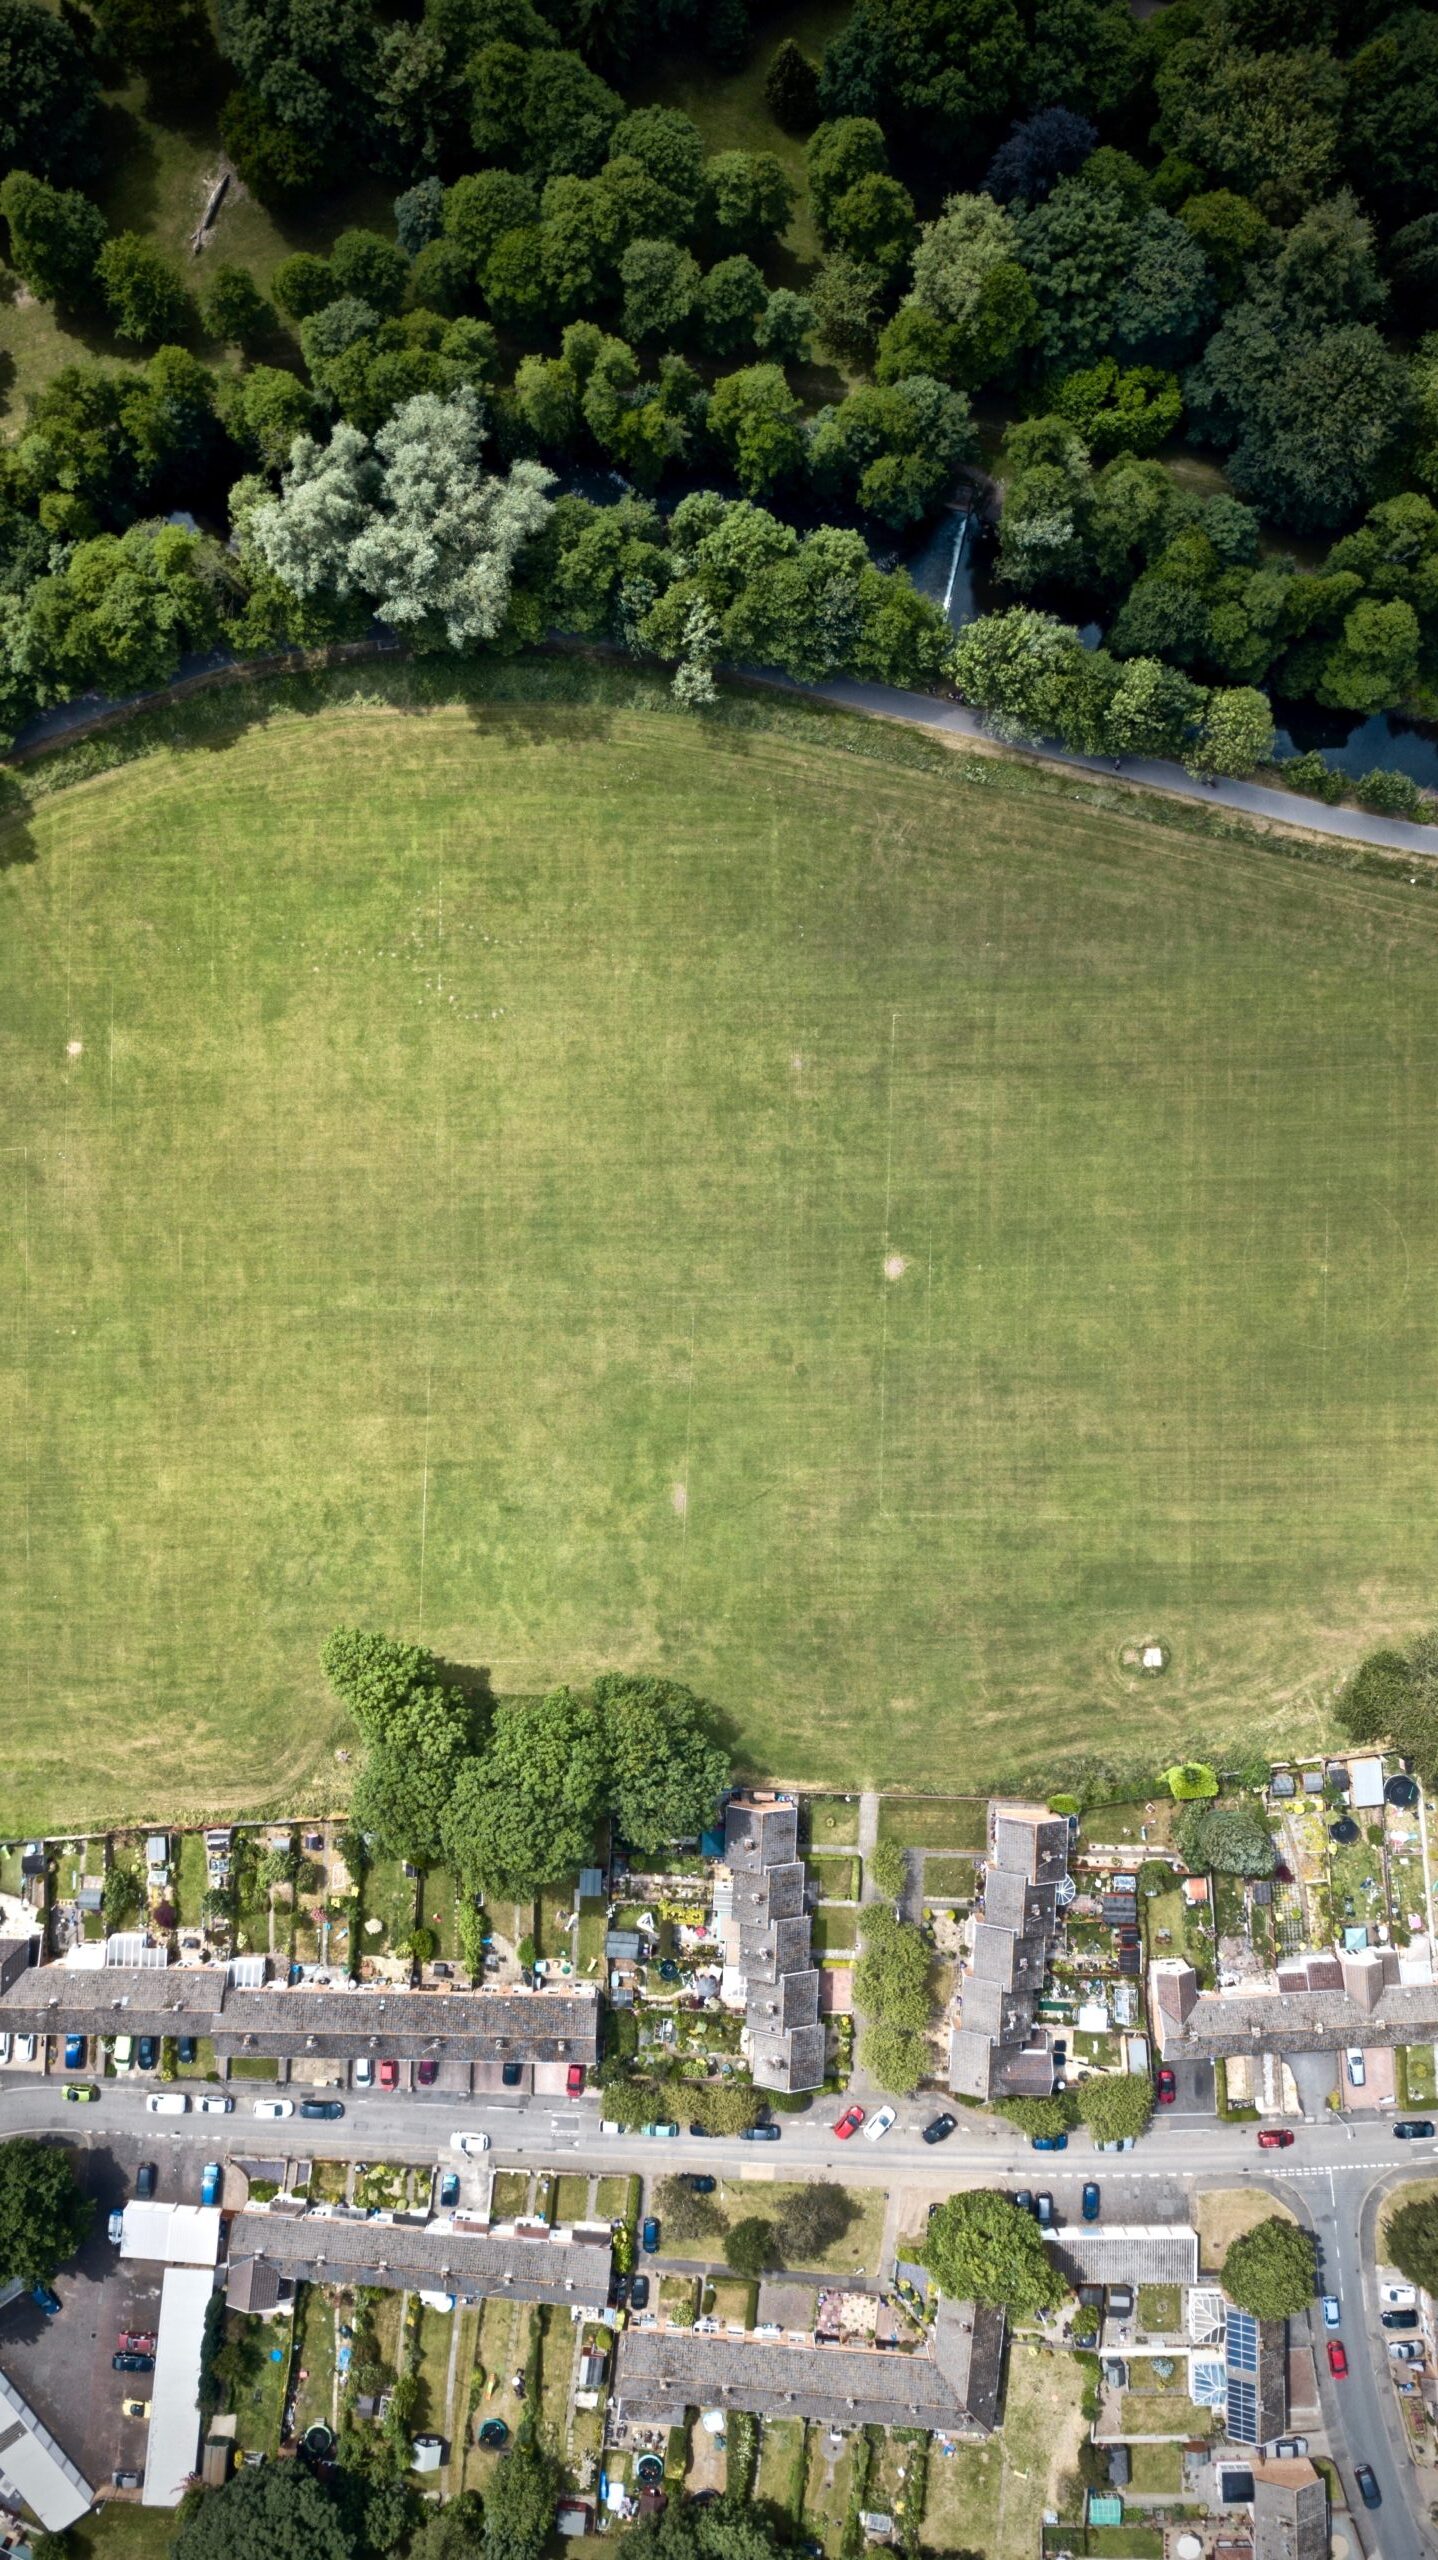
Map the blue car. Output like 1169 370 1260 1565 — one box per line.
31 2284 59 2318
200 2162 220 2208
63 2035 85 2070
641 2217 660 2254
439 2171 460 2209
1032 2132 1068 2152
1082 2182 1101 2222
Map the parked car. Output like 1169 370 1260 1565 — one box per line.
1322 2295 1341 2328
1155 2068 1176 2104
137 2039 158 2072
416 2059 437 2087
118 2333 155 2354
200 2162 221 2207
739 2122 781 2141
833 2105 865 2140
501 2062 523 2088
863 2106 897 2142
439 2171 460 2209
63 2081 99 2103
15 2036 35 2063
567 2063 585 2096
63 2035 85 2069
1014 2191 1034 2216
177 2038 197 2066
120 2401 151 2423
1082 2183 1101 2223
682 2175 717 2194
1035 2194 1054 2228
0 2034 10 2064
107 2210 124 2245
31 2284 60 2318
112 2035 132 2073
641 2217 660 2254
377 2060 398 2090
300 2098 344 2121
645 2121 679 2138
1394 2119 1436 2140
251 2099 294 2119
112 2353 154 2373
352 2058 373 2088
197 2093 233 2113
1381 2308 1419 2330
687 2122 711 2138
922 2113 956 2145
629 2274 651 2311
1032 2132 1068 2152
1354 2465 1381 2509
1344 2048 1366 2087
1389 2340 1424 2362
146 2092 188 2115
450 2132 491 2156
1257 2128 1295 2149
135 2164 156 2201
1327 2341 1349 2379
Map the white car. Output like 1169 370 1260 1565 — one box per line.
353 2058 374 2088
107 2209 124 2245
862 2105 897 2142
0 2035 10 2064
1322 2295 1341 2328
196 2093 233 2114
251 2098 294 2119
1344 2047 1366 2088
450 2131 491 2157
146 2092 189 2114
16 2036 35 2063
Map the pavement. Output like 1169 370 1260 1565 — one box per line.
2 2079 1434 2554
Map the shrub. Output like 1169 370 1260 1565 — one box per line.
1355 765 1424 817
1281 749 1345 805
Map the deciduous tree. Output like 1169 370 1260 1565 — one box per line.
0 173 104 308
0 2140 91 2288
1221 2216 1316 2318
593 1673 728 1851
1077 2074 1154 2142
922 2189 1065 2315
443 1686 605 1894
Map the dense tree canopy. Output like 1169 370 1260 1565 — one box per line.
443 1687 606 1892
923 2189 1066 2316
1221 2216 1317 2318
1385 2192 1438 2296
0 2139 91 2287
0 0 99 186
173 2461 355 2560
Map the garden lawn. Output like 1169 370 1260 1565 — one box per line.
876 1798 988 1852
715 2179 884 2274
920 2343 1087 2560
12 665 1438 1816
1129 2442 1183 2493
805 1798 861 1848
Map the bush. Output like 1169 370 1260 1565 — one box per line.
1280 749 1344 805
867 1839 908 1900
1355 765 1424 817
1164 1761 1219 1800
95 233 193 344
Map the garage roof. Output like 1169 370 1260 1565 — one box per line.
143 2266 218 2508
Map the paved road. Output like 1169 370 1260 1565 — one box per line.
758 671 1438 861
4 2078 1433 2550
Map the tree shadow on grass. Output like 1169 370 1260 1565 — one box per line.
0 769 37 868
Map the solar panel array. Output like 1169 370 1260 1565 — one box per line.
1225 2308 1260 2442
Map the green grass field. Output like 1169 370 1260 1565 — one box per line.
6 663 1438 1826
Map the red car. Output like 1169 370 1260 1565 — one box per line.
118 2332 156 2354
567 2063 585 2096
377 2059 398 2090
1257 2127 1295 2149
1327 2340 1349 2379
416 2058 437 2086
833 2105 865 2139
1155 2068 1176 2104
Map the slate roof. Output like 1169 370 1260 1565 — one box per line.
225 2210 613 2309
0 1962 601 2063
747 1969 821 2034
1151 1972 1438 2059
612 2301 1004 2433
724 1798 799 1872
752 2022 826 2092
740 1918 813 1982
1253 2462 1327 2560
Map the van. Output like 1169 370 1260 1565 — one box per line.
352 2057 373 2088
1345 2048 1366 2087
113 2036 134 2072
146 2092 189 2115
